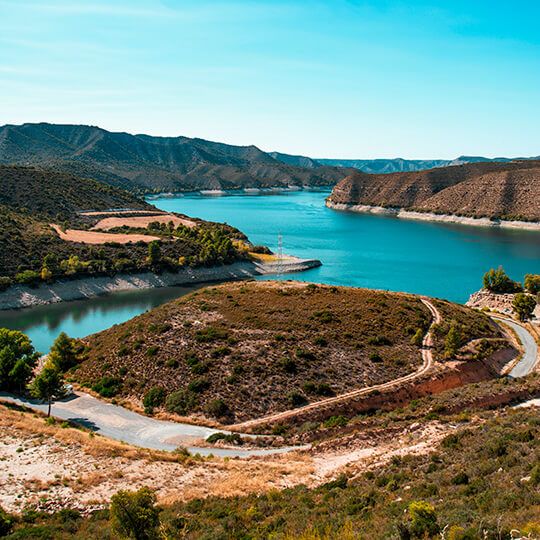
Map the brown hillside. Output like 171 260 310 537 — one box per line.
72 281 505 424
328 160 540 221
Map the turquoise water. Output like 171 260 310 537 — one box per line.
2 189 539 353
155 190 540 302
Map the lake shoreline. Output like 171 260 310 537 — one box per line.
325 201 540 231
0 256 321 311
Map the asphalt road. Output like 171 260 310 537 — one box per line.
0 391 299 457
491 316 538 377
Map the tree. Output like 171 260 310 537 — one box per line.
147 241 161 265
482 266 522 293
109 486 159 540
410 328 424 347
0 506 14 536
444 326 460 358
512 293 536 322
0 329 40 392
524 274 540 295
49 332 78 372
31 363 63 417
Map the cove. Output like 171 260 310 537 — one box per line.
155 190 540 303
2 189 539 354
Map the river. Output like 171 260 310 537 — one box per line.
1 189 539 354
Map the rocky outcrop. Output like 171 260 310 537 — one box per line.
327 160 540 222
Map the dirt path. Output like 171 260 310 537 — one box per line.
230 298 441 431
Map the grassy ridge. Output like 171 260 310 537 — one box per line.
72 282 504 423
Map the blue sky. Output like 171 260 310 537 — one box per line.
0 0 539 159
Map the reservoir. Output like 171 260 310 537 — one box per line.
2 189 539 353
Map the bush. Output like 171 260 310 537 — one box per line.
143 387 167 413
287 391 307 408
146 345 159 357
279 357 297 373
410 328 424 347
0 276 12 291
369 351 382 362
204 399 228 417
408 500 439 537
323 415 349 428
15 269 41 285
92 376 122 398
110 486 159 540
251 245 271 254
166 390 198 415
367 334 390 345
188 377 210 393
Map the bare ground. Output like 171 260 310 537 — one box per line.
0 404 459 514
91 214 196 231
50 224 160 244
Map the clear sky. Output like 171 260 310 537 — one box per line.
1 0 539 159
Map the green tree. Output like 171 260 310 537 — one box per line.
0 506 14 537
0 329 40 392
410 328 424 347
31 363 63 417
147 241 161 265
524 274 540 295
41 266 53 282
482 266 522 293
49 332 78 372
512 293 536 322
445 326 460 358
109 486 159 540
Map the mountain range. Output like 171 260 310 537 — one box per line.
0 123 354 193
272 153 540 174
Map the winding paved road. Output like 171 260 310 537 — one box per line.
491 316 538 377
230 298 441 431
0 392 297 457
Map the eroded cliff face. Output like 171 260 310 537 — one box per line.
327 160 540 221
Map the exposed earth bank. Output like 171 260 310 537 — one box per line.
0 256 321 310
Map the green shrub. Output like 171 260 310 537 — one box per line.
188 377 210 393
0 276 12 291
210 346 231 358
367 334 390 345
279 357 297 374
191 362 210 375
143 387 167 413
287 390 307 408
146 345 159 357
323 415 349 428
408 500 439 537
15 269 41 285
369 351 382 362
204 399 228 417
165 390 198 415
92 376 122 398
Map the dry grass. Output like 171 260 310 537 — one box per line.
51 224 160 244
91 214 196 231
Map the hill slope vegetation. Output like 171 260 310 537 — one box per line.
327 160 540 221
73 281 505 424
0 123 354 193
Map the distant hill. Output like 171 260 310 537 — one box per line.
0 164 149 219
271 152 540 173
327 160 540 222
0 123 354 193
